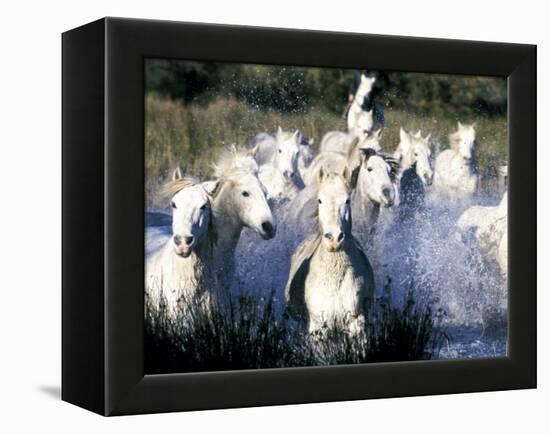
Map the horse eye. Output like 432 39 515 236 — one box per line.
367 167 373 172
242 191 250 197
345 199 350 205
414 153 418 156
171 201 176 209
278 149 282 153
318 199 322 204
200 204 207 211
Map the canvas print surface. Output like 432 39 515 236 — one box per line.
144 60 508 374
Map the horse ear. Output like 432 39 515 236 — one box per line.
229 143 238 155
472 122 477 130
399 128 409 143
425 133 431 142
342 165 355 188
293 130 300 142
172 167 182 182
308 137 315 146
277 126 283 135
202 180 221 198
457 121 463 130
414 130 422 138
249 143 258 158
374 128 383 140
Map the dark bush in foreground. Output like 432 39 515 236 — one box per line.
145 290 445 374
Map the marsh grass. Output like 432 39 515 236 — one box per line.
144 289 445 374
145 94 507 208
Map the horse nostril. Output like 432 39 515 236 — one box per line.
184 236 194 246
173 235 182 246
262 221 274 235
337 232 344 242
324 233 333 241
382 188 392 199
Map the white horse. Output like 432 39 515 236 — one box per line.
320 116 378 156
145 173 215 317
350 148 397 243
306 130 382 186
251 127 304 200
284 168 375 335
209 147 277 290
433 122 478 205
390 129 433 223
297 138 314 183
394 128 433 186
347 74 376 132
291 140 396 250
457 191 507 278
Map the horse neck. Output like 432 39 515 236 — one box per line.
451 148 477 175
209 186 243 262
355 85 370 106
160 239 208 287
400 151 416 171
346 143 362 173
312 237 353 270
352 189 379 228
352 169 381 226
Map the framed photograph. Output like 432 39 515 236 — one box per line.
62 17 536 416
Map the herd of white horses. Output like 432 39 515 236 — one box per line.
146 74 508 337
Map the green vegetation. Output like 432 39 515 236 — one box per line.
145 289 444 374
145 60 507 208
145 60 506 116
145 96 507 207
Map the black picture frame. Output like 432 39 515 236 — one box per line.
62 17 536 416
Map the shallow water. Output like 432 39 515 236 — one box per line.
145 187 507 360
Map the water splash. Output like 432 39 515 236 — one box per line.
232 190 508 358
146 188 507 359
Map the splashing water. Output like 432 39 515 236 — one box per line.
232 189 507 359
145 188 507 360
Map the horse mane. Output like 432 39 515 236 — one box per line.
212 144 258 179
378 152 400 184
159 176 200 201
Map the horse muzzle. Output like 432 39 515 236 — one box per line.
424 173 434 186
382 187 395 207
324 231 345 252
260 221 277 240
175 248 193 258
173 234 195 257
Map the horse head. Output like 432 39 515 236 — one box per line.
165 168 211 258
274 127 301 180
357 148 396 208
396 128 433 186
316 167 352 252
452 121 477 163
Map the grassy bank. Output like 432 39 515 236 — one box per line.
145 94 507 208
144 289 444 374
